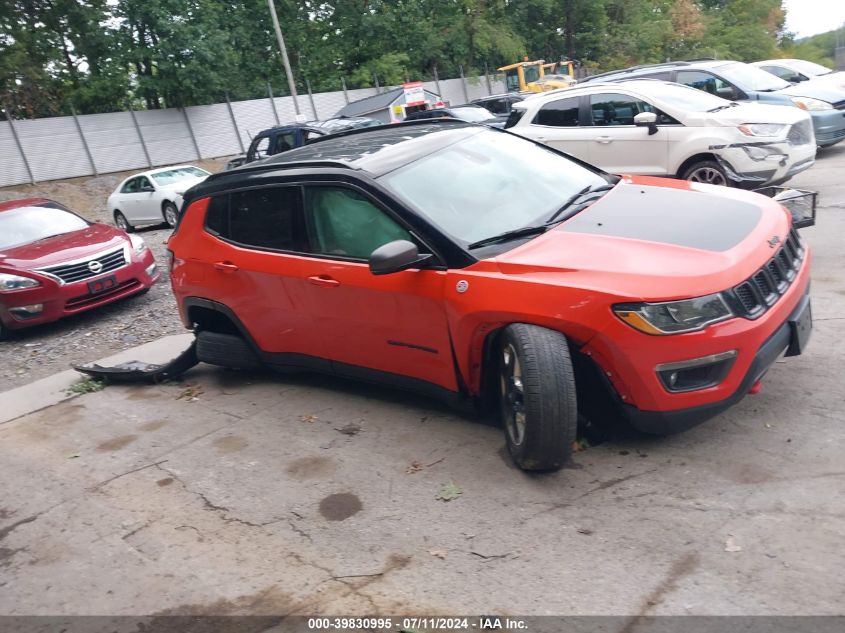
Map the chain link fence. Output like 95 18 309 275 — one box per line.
0 70 507 188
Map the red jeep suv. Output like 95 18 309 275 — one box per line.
168 121 812 471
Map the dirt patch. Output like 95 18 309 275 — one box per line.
156 478 175 487
285 456 335 480
96 434 139 452
212 435 249 454
318 493 362 521
140 419 168 432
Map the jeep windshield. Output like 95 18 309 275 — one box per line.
379 131 610 248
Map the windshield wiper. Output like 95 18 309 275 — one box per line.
707 102 740 112
467 183 615 250
546 183 615 224
467 224 552 250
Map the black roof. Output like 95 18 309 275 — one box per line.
198 120 483 191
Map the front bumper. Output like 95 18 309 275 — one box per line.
621 289 811 434
0 250 159 331
717 141 816 188
810 108 845 147
582 246 812 433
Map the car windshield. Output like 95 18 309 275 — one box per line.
0 205 89 250
639 82 730 111
151 166 209 185
719 62 790 92
787 59 832 77
380 130 608 246
451 107 497 122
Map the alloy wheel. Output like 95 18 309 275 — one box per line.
500 343 526 446
687 166 727 186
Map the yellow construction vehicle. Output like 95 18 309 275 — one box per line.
498 58 576 93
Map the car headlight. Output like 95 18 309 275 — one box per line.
128 234 148 255
790 97 833 111
613 293 734 335
0 273 41 291
738 123 788 137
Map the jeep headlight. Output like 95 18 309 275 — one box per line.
614 293 734 335
790 97 833 111
128 234 148 255
738 123 788 137
0 273 41 291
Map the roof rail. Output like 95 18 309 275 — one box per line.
301 117 469 147
580 60 692 82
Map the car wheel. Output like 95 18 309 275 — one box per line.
682 160 732 187
163 202 179 228
498 323 577 471
114 210 134 233
0 321 9 342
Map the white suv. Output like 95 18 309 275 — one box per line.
506 79 816 187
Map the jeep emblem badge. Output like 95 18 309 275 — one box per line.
88 260 103 274
767 235 780 248
456 280 469 294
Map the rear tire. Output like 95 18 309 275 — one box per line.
196 331 261 370
681 160 732 187
498 324 577 471
114 210 134 233
162 201 179 228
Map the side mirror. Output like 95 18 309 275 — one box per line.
369 240 433 276
140 185 155 193
634 111 659 136
716 86 738 100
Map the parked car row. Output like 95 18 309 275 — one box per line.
464 57 845 190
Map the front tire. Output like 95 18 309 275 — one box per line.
163 201 179 228
498 324 577 471
114 210 134 233
681 160 732 187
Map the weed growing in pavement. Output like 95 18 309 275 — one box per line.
64 377 106 396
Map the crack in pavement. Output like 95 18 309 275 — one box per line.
521 468 660 524
0 501 68 543
154 463 283 529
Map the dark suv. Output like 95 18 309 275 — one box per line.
224 118 381 170
579 60 845 147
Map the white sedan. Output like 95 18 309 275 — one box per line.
107 165 210 231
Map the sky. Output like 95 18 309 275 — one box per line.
784 0 845 38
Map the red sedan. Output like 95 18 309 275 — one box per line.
0 198 159 339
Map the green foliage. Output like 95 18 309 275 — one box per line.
0 0 833 118
65 377 107 396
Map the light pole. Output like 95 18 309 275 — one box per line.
267 0 300 115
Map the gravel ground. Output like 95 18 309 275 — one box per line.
0 158 231 391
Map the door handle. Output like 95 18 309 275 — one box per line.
213 261 239 272
308 275 340 287
535 136 546 141
595 136 613 144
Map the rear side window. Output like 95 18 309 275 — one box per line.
204 187 302 251
589 93 655 126
532 97 580 127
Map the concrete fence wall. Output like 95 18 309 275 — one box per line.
0 74 505 188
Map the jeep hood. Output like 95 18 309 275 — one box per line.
493 177 791 300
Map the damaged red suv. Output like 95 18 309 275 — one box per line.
0 198 159 339
168 121 812 471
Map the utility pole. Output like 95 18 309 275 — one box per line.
267 0 300 115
